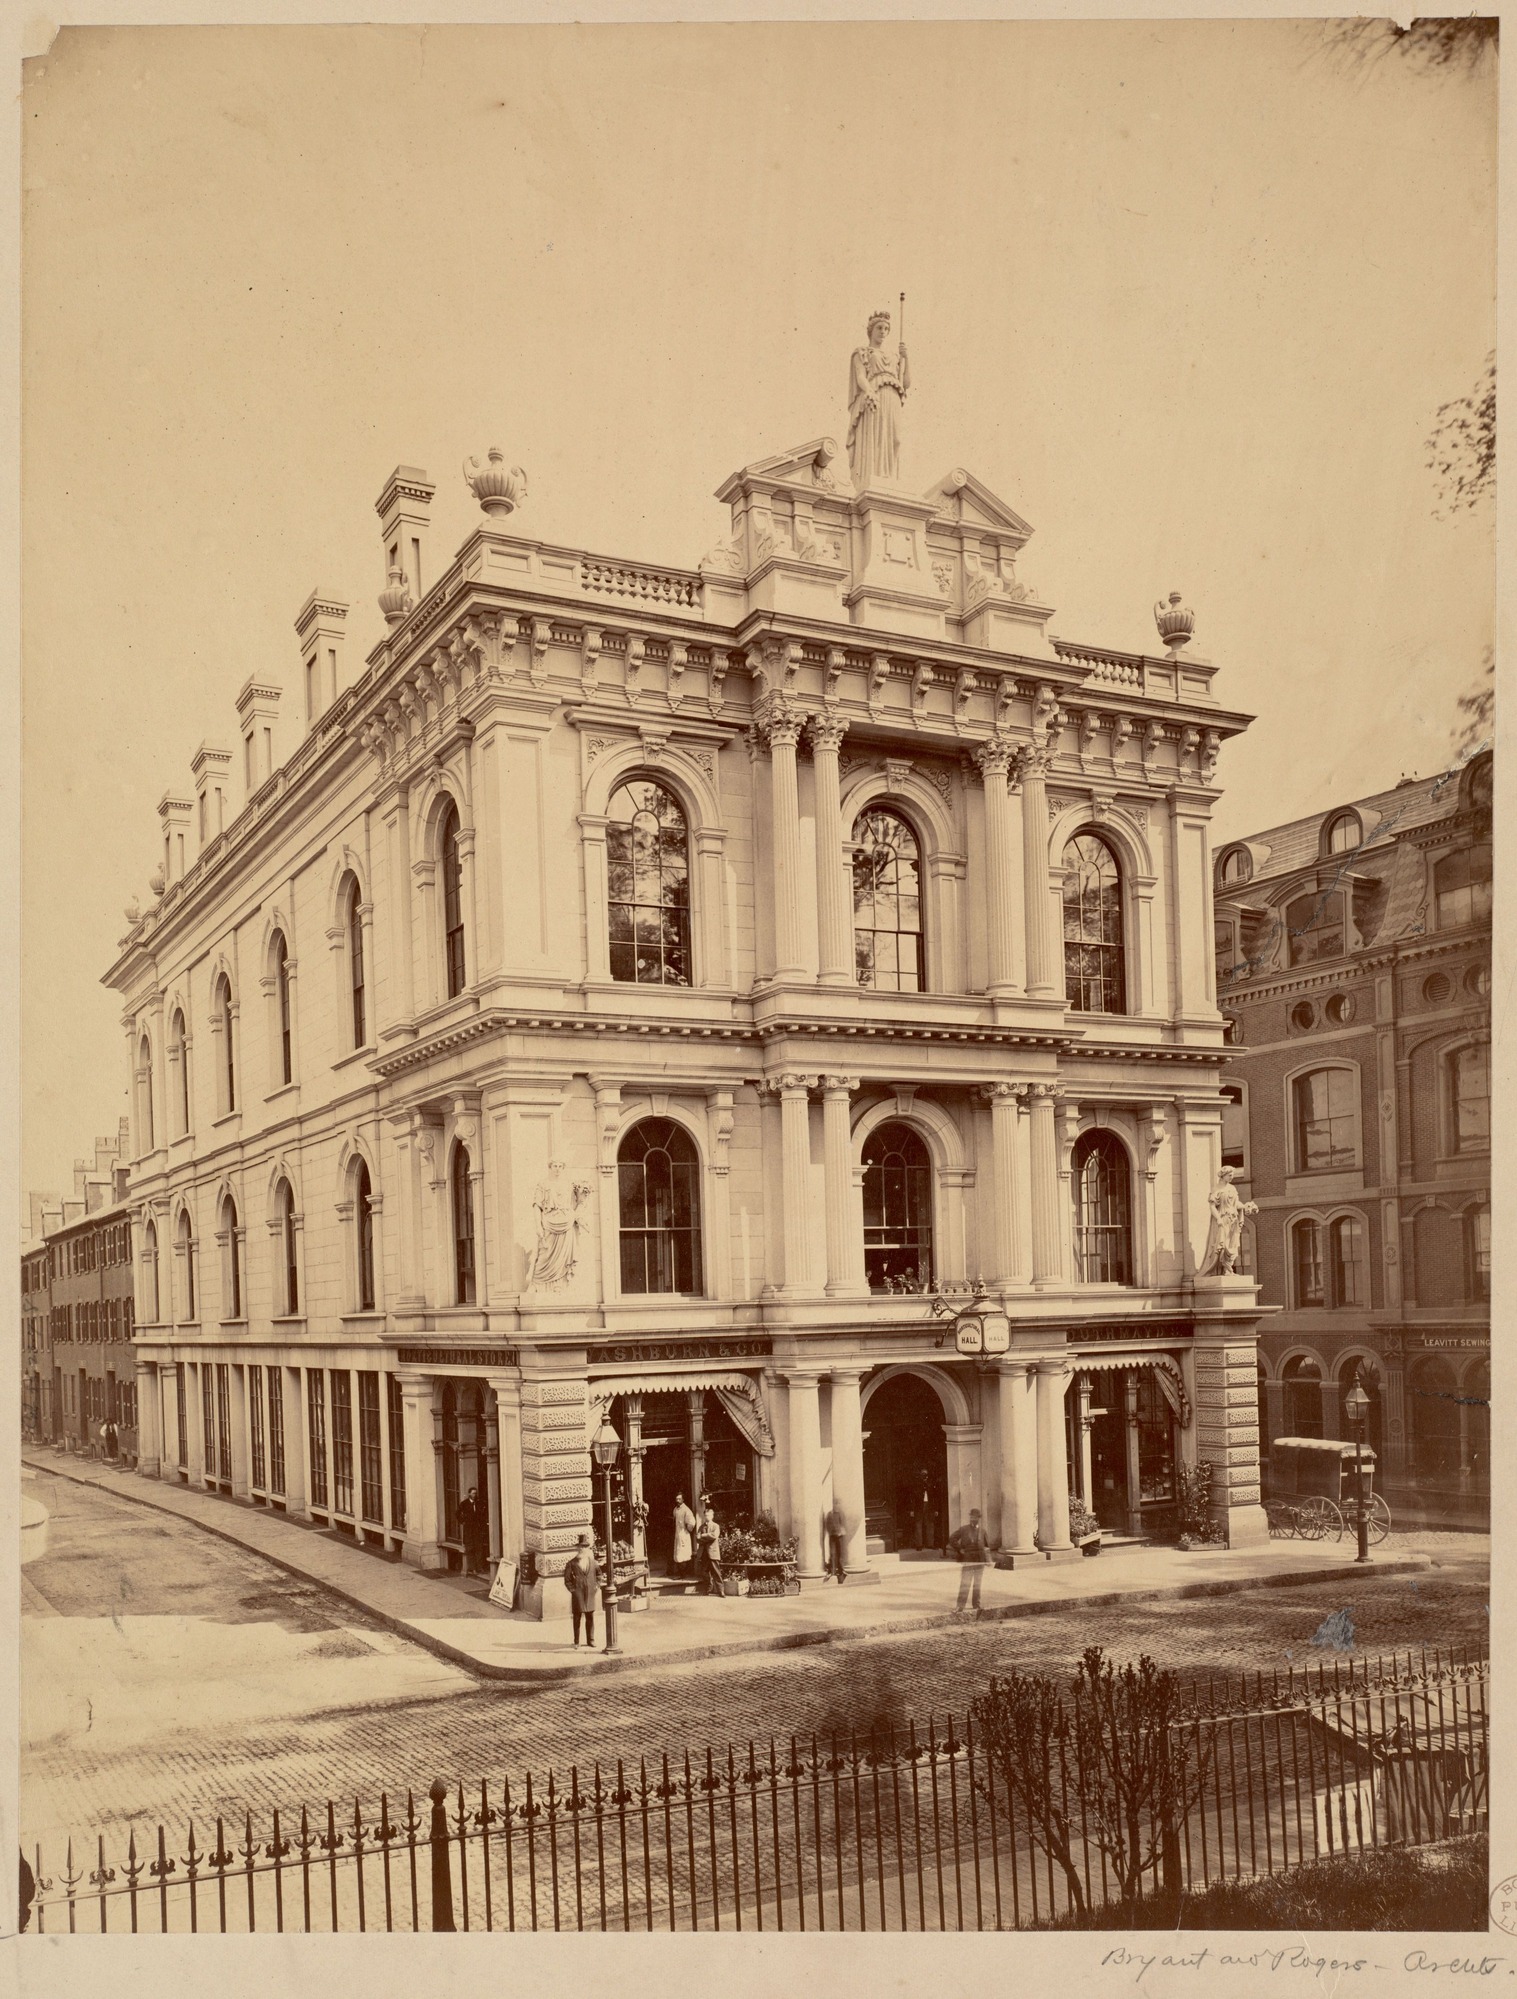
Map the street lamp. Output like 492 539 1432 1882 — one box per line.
590 1418 623 1656
1344 1378 1371 1566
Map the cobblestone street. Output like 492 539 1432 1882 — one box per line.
22 1471 1489 1855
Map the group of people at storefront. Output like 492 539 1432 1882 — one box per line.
672 1492 724 1593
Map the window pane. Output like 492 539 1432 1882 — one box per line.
853 809 925 993
607 780 691 986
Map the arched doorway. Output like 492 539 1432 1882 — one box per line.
1281 1355 1324 1438
863 1372 948 1553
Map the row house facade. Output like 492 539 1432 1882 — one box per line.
1213 753 1492 1507
105 421 1266 1620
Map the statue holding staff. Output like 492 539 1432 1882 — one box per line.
847 305 910 489
1200 1166 1258 1277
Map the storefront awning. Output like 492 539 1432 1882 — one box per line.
589 1371 775 1456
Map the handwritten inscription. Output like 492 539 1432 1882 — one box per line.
1099 1946 1507 1981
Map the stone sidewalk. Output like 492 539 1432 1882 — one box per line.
24 1449 1436 1684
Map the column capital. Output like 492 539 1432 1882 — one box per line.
776 1071 818 1097
820 1073 859 1097
1028 1081 1062 1104
808 711 849 754
996 1356 1033 1378
980 1081 1027 1107
754 693 805 749
828 1365 866 1387
783 1369 822 1390
972 732 1019 781
1015 744 1055 783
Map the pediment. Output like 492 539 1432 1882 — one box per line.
715 437 850 502
925 467 1033 545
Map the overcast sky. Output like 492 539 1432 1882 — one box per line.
22 20 1495 1204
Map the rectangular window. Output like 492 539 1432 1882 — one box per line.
202 1366 217 1483
215 1363 232 1481
1452 1045 1490 1152
307 1370 329 1508
1294 1069 1358 1172
268 1369 285 1496
176 1364 188 1470
1287 891 1346 966
331 1370 354 1516
248 1362 266 1490
1467 1206 1491 1304
358 1373 384 1525
1294 1222 1325 1308
387 1375 407 1533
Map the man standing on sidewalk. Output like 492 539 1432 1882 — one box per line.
823 1502 847 1582
947 1508 988 1614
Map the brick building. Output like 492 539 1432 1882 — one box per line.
103 340 1269 1623
1213 751 1492 1516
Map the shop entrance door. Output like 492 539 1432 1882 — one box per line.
1088 1392 1130 1532
862 1373 948 1553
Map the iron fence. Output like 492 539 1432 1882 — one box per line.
26 1642 1487 1934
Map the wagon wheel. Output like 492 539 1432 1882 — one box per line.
1296 1497 1343 1542
1265 1500 1297 1539
1364 1493 1391 1544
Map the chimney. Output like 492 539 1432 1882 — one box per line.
191 742 233 849
235 677 283 797
295 590 349 729
158 790 193 885
375 466 435 613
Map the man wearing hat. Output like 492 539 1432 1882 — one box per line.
563 1531 601 1647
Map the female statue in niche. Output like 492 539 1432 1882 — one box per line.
1201 1166 1259 1276
847 309 910 489
528 1159 591 1288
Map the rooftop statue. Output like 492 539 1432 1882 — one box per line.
847 306 910 489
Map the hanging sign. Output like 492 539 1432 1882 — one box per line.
980 1312 1010 1356
955 1316 984 1356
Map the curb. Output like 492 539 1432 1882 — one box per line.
26 1456 1436 1687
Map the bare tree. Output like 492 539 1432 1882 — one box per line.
1318 17 1498 79
972 1669 1090 1916
1428 352 1495 518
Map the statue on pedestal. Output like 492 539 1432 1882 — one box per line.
847 309 910 489
528 1159 591 1288
1200 1167 1258 1276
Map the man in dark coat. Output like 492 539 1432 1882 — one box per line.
823 1502 848 1583
458 1487 489 1577
947 1508 989 1613
563 1532 600 1646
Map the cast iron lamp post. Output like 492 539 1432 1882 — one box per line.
1344 1378 1371 1566
590 1417 623 1656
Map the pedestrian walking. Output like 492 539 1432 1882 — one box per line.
696 1501 723 1595
947 1508 988 1613
563 1531 600 1647
823 1502 848 1582
672 1492 696 1578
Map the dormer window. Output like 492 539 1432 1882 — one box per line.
1323 811 1362 857
1217 846 1253 887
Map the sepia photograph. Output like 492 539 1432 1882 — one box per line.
15 13 1498 1956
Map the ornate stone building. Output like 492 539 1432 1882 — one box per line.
106 353 1265 1620
1213 754 1492 1517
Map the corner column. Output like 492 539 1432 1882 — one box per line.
821 1075 862 1296
996 1359 1040 1556
827 1368 874 1581
1016 746 1058 999
785 1371 825 1585
1034 1358 1076 1556
983 1082 1025 1285
974 733 1023 997
400 1380 446 1571
758 697 807 979
1027 1083 1063 1287
134 1361 162 1478
809 713 852 984
778 1073 815 1297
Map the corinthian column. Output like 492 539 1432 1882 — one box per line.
778 1074 815 1296
1028 1083 1063 1287
1017 746 1058 1000
809 713 852 985
981 1082 1026 1285
758 697 807 980
974 733 1022 998
821 1075 862 1295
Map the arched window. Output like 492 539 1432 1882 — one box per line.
1329 1214 1365 1308
1281 1354 1323 1438
440 801 466 999
1292 1068 1357 1172
276 1179 299 1315
861 1121 933 1291
355 1159 376 1312
223 1197 242 1320
1292 1219 1325 1307
1062 832 1125 1013
214 975 236 1114
345 878 366 1049
1450 1043 1489 1152
137 1033 155 1152
169 1009 189 1137
1435 842 1492 932
1218 846 1253 886
852 807 924 993
1465 1201 1491 1303
177 1209 195 1321
618 1118 703 1295
143 1220 160 1324
607 778 692 986
451 1142 476 1304
1287 891 1346 966
1323 811 1361 856
1071 1130 1133 1285
272 931 292 1086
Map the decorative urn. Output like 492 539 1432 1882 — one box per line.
1154 591 1195 656
464 448 529 519
378 563 413 628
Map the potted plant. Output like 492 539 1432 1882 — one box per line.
1069 1498 1103 1556
1172 1461 1226 1549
